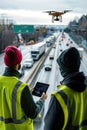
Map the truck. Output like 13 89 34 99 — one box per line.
31 42 46 60
45 36 55 47
46 40 51 47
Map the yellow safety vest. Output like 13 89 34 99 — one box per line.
52 85 87 130
0 75 33 130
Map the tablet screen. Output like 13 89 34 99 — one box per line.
32 82 49 97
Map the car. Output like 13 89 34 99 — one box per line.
52 44 56 48
49 49 55 60
60 37 64 41
70 41 73 44
66 42 69 46
18 65 25 78
60 49 63 52
23 58 34 68
44 64 52 71
59 42 61 45
49 55 54 60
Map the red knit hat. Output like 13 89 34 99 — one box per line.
4 46 22 67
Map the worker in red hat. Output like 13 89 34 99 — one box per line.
0 45 47 130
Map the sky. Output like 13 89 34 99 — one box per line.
0 0 87 25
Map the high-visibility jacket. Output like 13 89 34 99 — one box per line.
0 75 33 130
52 85 87 130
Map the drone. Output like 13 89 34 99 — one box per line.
44 10 72 23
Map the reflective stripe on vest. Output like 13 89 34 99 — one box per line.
0 81 26 124
52 90 71 130
52 88 87 130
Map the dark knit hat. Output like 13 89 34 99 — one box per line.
57 47 81 72
4 46 22 67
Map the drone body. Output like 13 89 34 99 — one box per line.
45 10 71 23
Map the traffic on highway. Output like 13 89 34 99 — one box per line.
0 31 87 130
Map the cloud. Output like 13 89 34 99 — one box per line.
0 0 87 12
0 0 86 25
0 9 83 25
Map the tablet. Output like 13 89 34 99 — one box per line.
32 82 49 97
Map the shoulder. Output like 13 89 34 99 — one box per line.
17 80 30 95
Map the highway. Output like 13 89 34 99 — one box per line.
0 32 87 130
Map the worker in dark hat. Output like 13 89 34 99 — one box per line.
0 45 47 130
44 47 87 130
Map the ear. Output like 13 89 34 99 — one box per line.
18 64 21 70
15 64 21 70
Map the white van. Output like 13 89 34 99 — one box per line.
23 58 34 68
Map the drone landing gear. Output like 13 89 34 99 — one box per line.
59 16 62 22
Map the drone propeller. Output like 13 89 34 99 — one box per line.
44 11 56 14
64 10 72 13
43 10 72 15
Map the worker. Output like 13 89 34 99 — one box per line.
0 45 47 130
44 47 87 130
